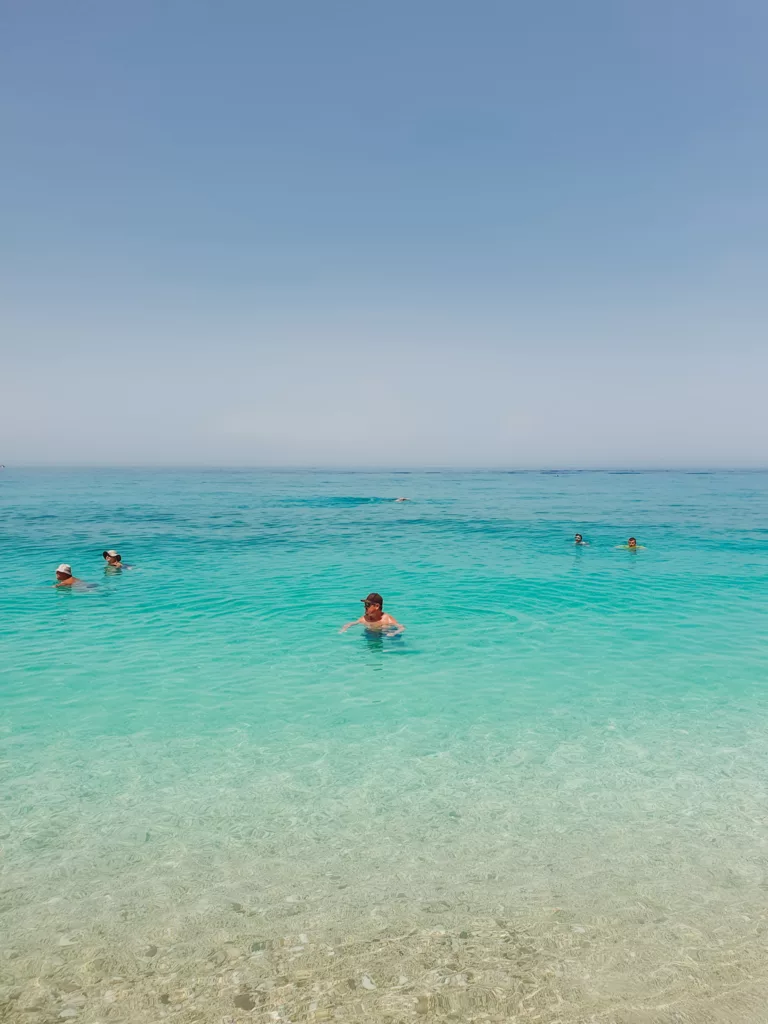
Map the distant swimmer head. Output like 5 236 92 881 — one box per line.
628 537 637 548
362 592 384 621
103 549 122 566
56 564 73 580
574 533 584 544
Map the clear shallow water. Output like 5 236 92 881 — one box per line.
2 470 768 1023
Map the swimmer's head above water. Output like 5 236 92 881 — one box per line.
574 533 584 544
340 593 404 634
617 536 644 550
362 592 384 622
54 564 79 586
103 549 122 567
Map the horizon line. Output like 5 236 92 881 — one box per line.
4 465 768 474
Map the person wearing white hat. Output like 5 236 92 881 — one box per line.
54 564 80 587
102 549 124 569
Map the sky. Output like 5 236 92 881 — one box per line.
1 0 767 468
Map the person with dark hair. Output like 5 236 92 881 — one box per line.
574 533 587 545
341 593 404 634
617 537 645 550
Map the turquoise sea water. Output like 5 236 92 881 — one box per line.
2 469 768 1023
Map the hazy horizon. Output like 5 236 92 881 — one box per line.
5 464 768 473
3 2 767 468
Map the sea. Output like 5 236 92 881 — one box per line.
2 468 768 1023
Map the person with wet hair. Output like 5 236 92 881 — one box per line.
617 537 645 550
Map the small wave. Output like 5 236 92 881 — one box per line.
279 496 396 508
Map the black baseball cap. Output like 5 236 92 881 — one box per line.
361 592 383 607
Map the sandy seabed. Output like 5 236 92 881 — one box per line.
3 720 768 1024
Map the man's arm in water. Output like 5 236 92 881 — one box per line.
340 617 365 633
382 614 405 634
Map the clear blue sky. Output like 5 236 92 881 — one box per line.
2 1 766 467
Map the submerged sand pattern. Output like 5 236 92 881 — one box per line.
3 712 768 1023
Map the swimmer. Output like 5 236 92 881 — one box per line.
54 564 80 587
102 549 128 569
574 533 588 545
340 592 404 635
617 536 645 550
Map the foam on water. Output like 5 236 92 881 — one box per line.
2 470 768 1023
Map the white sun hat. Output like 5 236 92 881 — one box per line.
56 564 72 575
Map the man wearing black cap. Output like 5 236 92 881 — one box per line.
340 593 404 634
